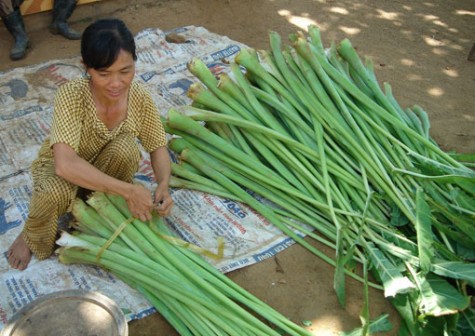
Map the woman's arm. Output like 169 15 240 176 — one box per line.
53 143 155 221
150 145 173 216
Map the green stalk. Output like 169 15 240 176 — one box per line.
235 48 310 120
289 46 375 174
175 105 312 156
188 58 262 125
269 30 313 122
172 163 229 193
169 175 239 201
244 131 317 198
335 86 419 205
336 40 433 154
230 62 288 134
290 40 351 128
282 47 308 86
119 278 195 336
172 132 398 244
65 208 299 336
217 73 253 111
316 120 347 306
187 83 242 119
168 134 288 197
329 39 464 169
166 110 299 187
169 133 362 229
169 137 338 238
295 37 420 224
257 49 287 85
211 121 259 159
105 195 312 335
250 85 313 136
178 147 379 288
176 105 364 190
61 244 270 335
307 25 326 56
72 198 140 253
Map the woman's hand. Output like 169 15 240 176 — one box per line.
149 146 173 217
153 183 173 216
125 184 155 221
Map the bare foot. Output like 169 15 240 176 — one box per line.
7 234 32 270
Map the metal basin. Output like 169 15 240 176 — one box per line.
1 289 128 336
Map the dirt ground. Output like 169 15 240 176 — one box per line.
1 1 474 335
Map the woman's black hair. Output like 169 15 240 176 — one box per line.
81 18 137 69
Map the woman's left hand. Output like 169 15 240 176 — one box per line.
153 183 173 216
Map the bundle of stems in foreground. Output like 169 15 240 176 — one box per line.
164 25 474 335
56 192 313 336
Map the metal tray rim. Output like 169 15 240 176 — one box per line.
0 289 128 336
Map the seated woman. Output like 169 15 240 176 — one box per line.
7 18 174 270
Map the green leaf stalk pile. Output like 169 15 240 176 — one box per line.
57 192 313 336
163 26 474 335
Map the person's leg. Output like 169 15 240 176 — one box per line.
8 152 77 270
0 0 12 16
79 133 142 200
94 133 141 182
49 0 81 40
8 134 140 269
0 0 23 16
1 0 30 60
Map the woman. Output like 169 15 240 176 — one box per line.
7 18 174 270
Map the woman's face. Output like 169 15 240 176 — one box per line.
86 49 135 102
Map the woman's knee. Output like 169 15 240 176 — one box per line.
31 176 77 214
94 133 141 179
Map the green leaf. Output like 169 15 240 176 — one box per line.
335 242 357 307
448 152 475 164
431 261 475 283
390 293 421 336
430 201 475 246
431 216 475 251
360 261 370 335
396 323 412 336
366 242 415 297
390 205 410 227
410 153 475 179
340 314 393 336
396 322 412 336
454 244 475 262
416 188 434 274
419 274 470 317
410 153 475 195
458 308 475 336
449 188 475 211
420 315 454 336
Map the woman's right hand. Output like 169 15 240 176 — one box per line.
124 184 154 222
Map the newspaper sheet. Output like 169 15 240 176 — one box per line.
0 26 299 329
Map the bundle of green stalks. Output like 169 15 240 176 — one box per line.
57 192 313 336
163 25 475 335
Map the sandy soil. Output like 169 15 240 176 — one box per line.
1 1 473 335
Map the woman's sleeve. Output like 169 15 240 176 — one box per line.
138 89 167 152
49 82 83 151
